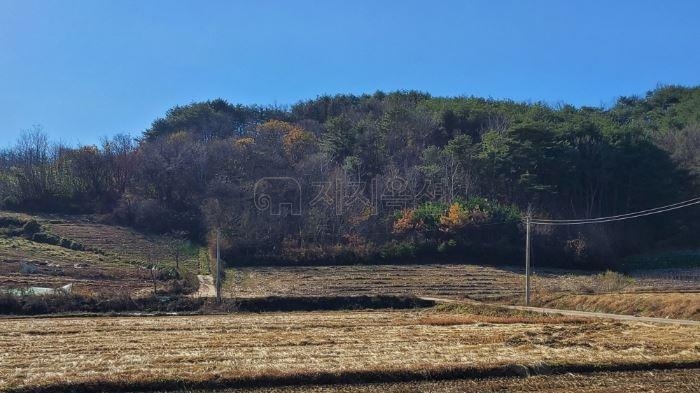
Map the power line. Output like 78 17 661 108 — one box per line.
530 196 700 226
521 196 700 306
532 196 700 223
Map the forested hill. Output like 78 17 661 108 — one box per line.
2 85 700 269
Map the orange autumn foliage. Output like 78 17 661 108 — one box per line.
256 120 316 160
393 209 417 234
439 203 468 232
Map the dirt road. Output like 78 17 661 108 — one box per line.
419 296 700 326
503 304 700 326
193 274 216 297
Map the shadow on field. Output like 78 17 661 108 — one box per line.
0 294 435 316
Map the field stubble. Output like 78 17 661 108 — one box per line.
227 264 699 300
1 309 698 391
0 213 203 296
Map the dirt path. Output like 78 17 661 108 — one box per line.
504 304 700 326
193 274 216 298
417 296 459 303
418 296 700 326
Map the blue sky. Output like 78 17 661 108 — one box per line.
1 0 699 147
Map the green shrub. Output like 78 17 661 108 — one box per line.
0 227 24 237
69 241 84 251
412 202 446 233
55 237 84 251
159 266 181 280
0 216 24 228
437 239 457 253
22 219 41 235
0 293 20 313
171 269 199 295
380 240 417 260
31 232 61 245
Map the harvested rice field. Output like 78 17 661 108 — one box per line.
1 309 698 392
227 264 525 300
226 264 700 301
0 212 205 296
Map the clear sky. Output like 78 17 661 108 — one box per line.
1 0 699 147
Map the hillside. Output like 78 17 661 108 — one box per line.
1 86 700 270
0 211 204 296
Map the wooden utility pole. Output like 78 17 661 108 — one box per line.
151 266 157 296
525 214 531 306
148 251 157 296
216 228 221 303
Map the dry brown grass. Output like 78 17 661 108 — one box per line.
226 265 699 302
0 212 204 296
422 302 589 325
0 236 154 295
227 265 526 300
0 310 698 391
223 264 700 322
46 218 199 269
419 313 586 325
531 268 700 294
531 292 700 320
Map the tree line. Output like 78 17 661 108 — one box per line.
2 86 699 269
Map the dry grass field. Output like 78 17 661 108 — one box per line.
226 264 524 300
226 265 699 300
1 308 698 392
528 292 700 320
0 236 155 295
0 212 204 296
46 217 201 269
225 265 699 319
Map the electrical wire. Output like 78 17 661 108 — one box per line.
529 196 700 226
530 196 700 223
